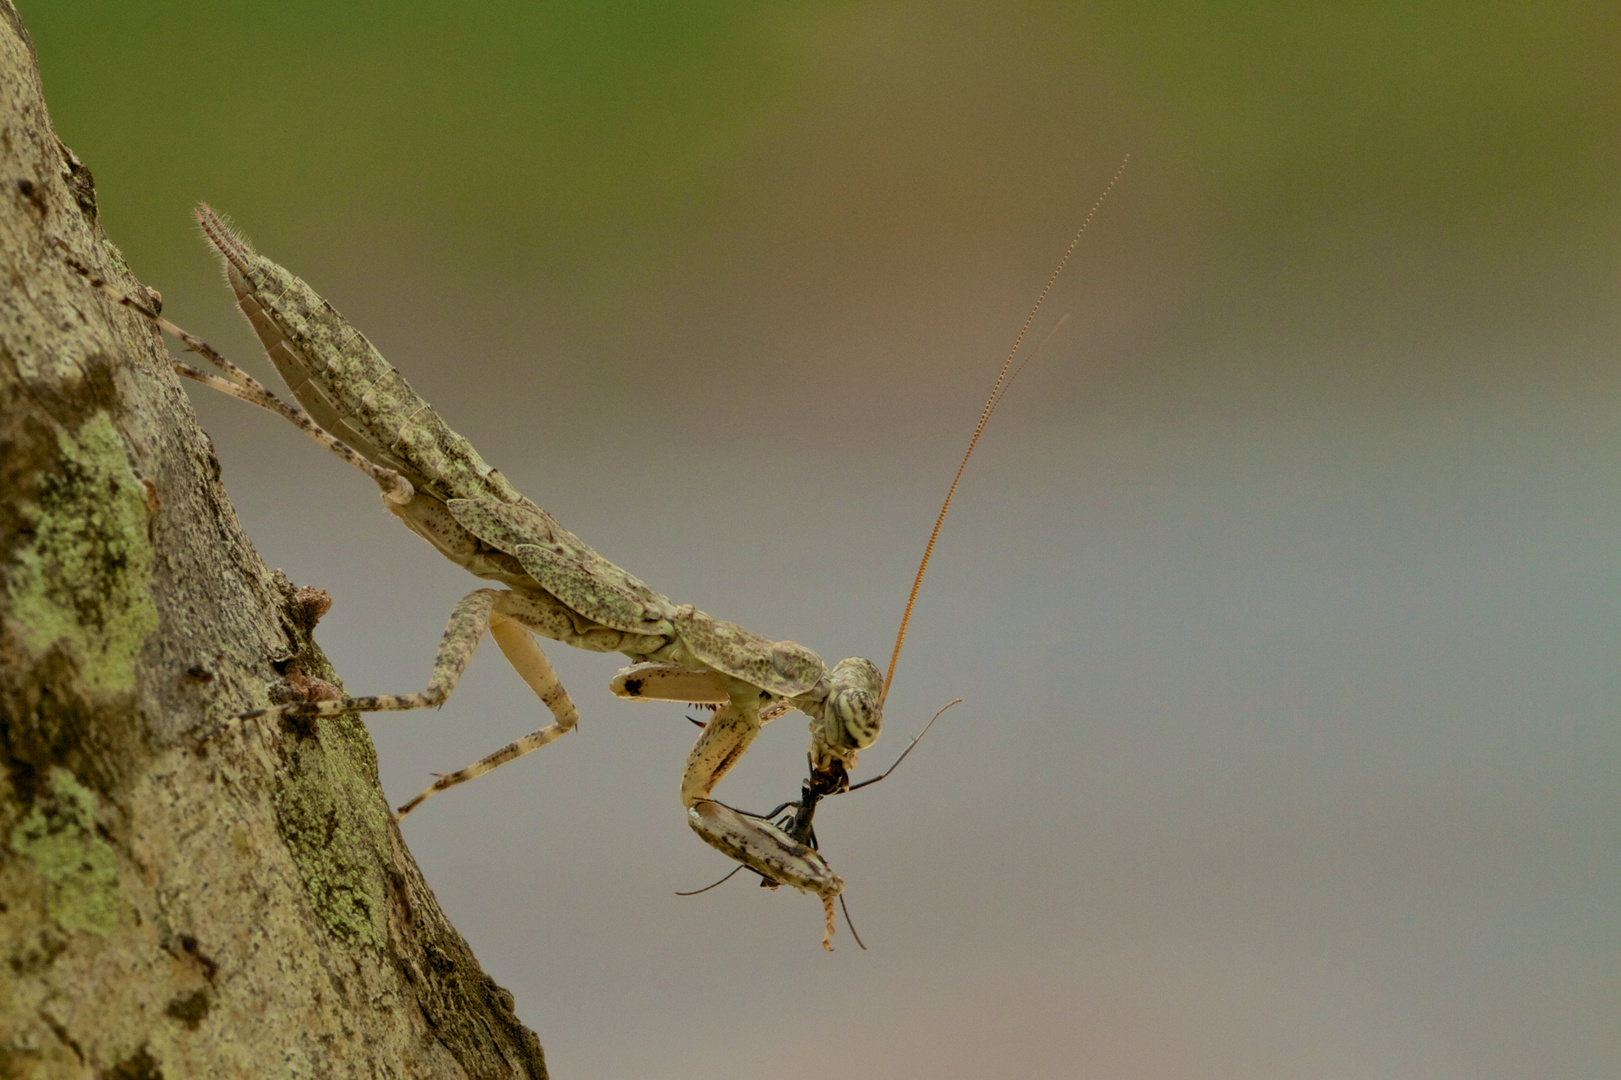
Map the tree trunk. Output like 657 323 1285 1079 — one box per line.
0 5 547 1076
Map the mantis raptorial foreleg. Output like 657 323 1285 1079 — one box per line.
679 694 841 945
611 661 843 943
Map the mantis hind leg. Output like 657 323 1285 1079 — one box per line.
59 243 414 504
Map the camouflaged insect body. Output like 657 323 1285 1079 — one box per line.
56 205 896 949
197 211 855 718
199 214 521 508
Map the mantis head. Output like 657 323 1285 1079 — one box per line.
809 656 884 778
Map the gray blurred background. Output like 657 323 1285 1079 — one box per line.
28 3 1620 1076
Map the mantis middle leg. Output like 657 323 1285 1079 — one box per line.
244 588 582 818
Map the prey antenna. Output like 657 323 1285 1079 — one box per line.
839 895 868 951
675 865 747 896
880 154 1129 705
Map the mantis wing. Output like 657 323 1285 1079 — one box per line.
670 607 825 699
446 497 676 635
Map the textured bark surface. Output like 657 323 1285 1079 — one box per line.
0 5 547 1077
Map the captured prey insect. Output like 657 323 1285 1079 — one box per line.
675 697 962 949
61 157 1124 949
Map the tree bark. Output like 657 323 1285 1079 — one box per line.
0 5 547 1077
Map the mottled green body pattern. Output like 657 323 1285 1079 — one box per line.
84 206 892 947
200 214 520 509
669 608 825 697
444 496 677 634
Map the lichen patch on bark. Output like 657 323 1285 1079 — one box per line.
5 410 157 696
8 767 123 936
273 718 392 949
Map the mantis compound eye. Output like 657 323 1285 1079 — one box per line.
824 656 883 755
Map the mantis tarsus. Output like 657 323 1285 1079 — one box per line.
61 155 1125 950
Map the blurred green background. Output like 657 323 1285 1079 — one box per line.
27 3 1621 1077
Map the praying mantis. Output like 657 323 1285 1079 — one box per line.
62 156 1124 950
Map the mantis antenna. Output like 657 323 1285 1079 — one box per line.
880 153 1129 707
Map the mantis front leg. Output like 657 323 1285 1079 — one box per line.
619 667 846 948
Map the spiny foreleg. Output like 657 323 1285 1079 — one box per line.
609 661 795 724
676 686 845 949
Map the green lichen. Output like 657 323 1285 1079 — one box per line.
98 236 135 281
274 715 391 949
10 769 123 936
6 411 157 695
